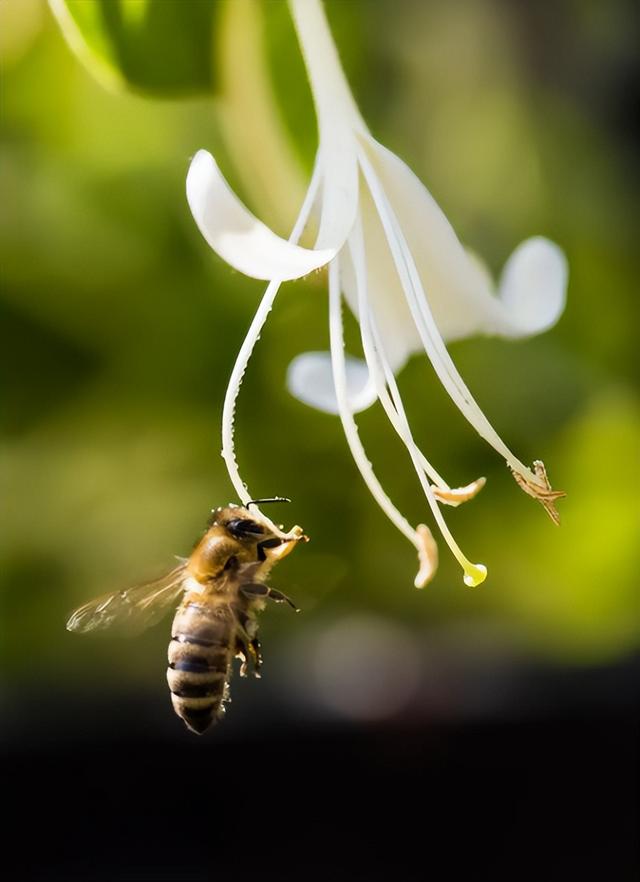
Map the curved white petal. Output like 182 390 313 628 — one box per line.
497 236 568 337
286 351 377 414
362 135 567 344
186 149 335 281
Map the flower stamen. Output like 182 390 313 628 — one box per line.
345 224 449 491
328 257 421 558
415 524 438 588
510 460 566 525
357 144 546 493
350 214 486 588
431 478 487 507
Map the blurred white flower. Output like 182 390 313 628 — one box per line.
186 0 567 587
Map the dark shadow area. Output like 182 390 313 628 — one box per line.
4 678 638 882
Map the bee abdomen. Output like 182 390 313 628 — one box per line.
167 601 234 734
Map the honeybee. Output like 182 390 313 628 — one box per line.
67 500 307 734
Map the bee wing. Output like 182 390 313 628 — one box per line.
66 563 188 634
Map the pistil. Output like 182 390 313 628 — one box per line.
221 159 323 516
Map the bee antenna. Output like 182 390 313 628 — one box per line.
246 496 292 508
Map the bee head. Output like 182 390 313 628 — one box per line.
206 501 307 564
207 498 289 535
207 504 265 537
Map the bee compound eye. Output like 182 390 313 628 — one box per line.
226 518 265 539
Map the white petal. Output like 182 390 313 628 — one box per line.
362 136 567 343
497 237 568 336
286 351 377 415
186 149 335 281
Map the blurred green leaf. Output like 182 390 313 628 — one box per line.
49 0 219 96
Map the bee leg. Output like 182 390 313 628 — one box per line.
250 637 263 675
240 582 269 600
235 631 262 679
266 588 299 611
236 642 250 678
243 581 298 610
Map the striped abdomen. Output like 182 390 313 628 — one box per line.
167 599 234 734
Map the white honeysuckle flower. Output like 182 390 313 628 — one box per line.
186 0 567 588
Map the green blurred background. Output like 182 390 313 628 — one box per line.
1 0 638 725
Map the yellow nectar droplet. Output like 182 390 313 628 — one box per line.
463 563 487 588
